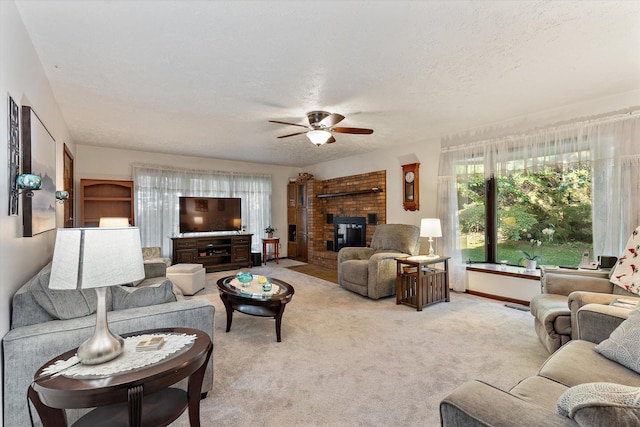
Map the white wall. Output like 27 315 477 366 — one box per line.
0 2 75 424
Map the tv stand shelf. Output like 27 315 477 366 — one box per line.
171 234 252 272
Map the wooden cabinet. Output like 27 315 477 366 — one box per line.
171 234 252 272
287 182 308 262
80 179 134 227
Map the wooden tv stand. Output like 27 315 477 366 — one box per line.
171 234 253 272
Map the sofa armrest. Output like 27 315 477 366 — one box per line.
143 261 167 278
337 247 374 263
576 303 631 344
440 380 574 426
567 291 636 340
543 273 613 296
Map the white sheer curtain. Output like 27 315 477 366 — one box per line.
132 163 272 257
438 112 640 292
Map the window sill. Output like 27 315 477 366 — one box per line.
466 263 541 281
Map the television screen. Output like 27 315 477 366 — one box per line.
179 197 242 233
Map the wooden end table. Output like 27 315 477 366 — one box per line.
28 327 212 427
262 237 280 264
396 256 451 311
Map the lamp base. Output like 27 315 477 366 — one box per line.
77 287 124 365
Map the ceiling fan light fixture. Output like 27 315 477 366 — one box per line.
306 130 332 146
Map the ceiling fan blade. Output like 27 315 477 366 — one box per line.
331 127 374 135
325 135 337 144
318 113 345 128
268 120 310 129
277 131 308 139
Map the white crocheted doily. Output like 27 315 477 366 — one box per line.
40 333 196 378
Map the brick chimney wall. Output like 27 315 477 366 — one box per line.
307 170 386 269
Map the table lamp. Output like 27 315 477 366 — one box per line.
49 227 145 364
420 218 442 259
99 217 130 227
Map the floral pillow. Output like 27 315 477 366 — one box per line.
610 225 640 295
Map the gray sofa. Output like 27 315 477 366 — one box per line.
530 268 638 353
440 302 640 426
2 262 215 427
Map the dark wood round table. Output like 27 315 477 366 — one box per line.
217 275 294 342
28 327 213 427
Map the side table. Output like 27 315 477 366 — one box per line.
396 255 451 311
28 327 213 427
262 237 280 265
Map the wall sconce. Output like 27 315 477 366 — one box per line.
12 173 42 200
55 190 69 204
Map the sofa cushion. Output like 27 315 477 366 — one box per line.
340 259 368 286
557 382 640 425
111 280 176 311
510 375 569 412
29 263 111 320
595 306 640 374
610 225 640 295
539 340 640 387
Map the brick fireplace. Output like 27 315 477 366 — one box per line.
305 170 386 269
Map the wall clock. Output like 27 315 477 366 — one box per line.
402 163 419 211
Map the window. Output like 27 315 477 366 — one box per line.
459 167 593 267
132 164 272 256
438 112 640 292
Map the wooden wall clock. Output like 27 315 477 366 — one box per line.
402 163 419 211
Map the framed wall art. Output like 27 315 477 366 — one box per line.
22 106 56 237
8 96 20 216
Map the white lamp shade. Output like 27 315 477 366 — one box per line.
420 218 442 237
50 228 145 290
306 130 332 146
99 217 130 227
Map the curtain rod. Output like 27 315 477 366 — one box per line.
131 162 272 178
441 109 640 153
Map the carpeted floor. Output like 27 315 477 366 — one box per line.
285 263 339 284
175 263 549 426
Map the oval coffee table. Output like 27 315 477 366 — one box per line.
217 275 294 342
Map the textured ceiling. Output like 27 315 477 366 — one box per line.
14 0 640 167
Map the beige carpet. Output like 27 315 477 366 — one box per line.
175 264 549 427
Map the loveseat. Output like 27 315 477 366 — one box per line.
440 302 640 426
2 262 215 427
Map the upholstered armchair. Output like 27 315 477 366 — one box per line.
530 224 640 353
337 224 420 299
142 246 171 267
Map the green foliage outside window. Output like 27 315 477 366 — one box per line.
458 165 593 267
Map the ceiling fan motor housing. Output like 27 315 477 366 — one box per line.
307 111 331 127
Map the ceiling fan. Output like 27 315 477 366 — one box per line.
269 111 374 146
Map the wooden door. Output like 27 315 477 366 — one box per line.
63 144 74 227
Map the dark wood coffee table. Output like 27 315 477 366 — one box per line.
217 276 294 342
28 327 212 427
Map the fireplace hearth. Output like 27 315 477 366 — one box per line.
333 217 366 252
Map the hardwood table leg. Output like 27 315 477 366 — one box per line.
187 342 213 427
274 301 289 342
263 240 267 265
128 385 143 427
274 242 279 264
220 294 234 332
28 386 67 427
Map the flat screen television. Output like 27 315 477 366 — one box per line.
179 197 242 233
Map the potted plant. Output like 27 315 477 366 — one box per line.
519 236 542 271
264 225 276 238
